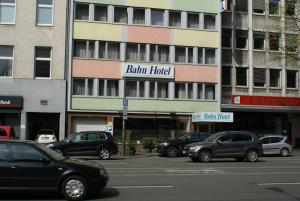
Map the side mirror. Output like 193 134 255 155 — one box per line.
217 140 222 145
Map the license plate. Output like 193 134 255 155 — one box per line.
42 137 49 140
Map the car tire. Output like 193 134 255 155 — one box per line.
99 148 111 160
235 157 245 162
167 147 178 158
280 148 289 157
246 150 258 162
199 150 212 163
61 175 87 201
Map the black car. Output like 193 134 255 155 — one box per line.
184 131 263 162
156 132 209 157
48 131 118 160
0 140 108 201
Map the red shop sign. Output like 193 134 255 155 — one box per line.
232 95 300 107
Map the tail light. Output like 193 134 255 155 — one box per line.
112 138 118 145
285 138 292 145
9 135 15 139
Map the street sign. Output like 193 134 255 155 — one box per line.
106 125 113 133
123 97 128 107
123 97 128 118
220 0 228 12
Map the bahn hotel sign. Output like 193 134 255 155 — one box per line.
122 63 174 79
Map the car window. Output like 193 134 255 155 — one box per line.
180 133 191 140
70 134 85 142
0 144 9 161
219 134 232 142
99 133 106 140
261 138 270 144
0 128 7 136
199 134 208 140
190 134 198 140
270 137 283 143
243 134 253 141
10 144 46 162
232 134 244 142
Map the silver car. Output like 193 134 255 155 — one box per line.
260 135 293 157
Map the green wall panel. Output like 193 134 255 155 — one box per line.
76 0 125 5
173 0 219 13
72 97 220 113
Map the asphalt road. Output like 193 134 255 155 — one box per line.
1 152 300 201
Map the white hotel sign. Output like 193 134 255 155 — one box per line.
192 112 234 123
122 63 174 79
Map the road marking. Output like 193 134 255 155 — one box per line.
258 182 300 186
112 185 174 189
165 169 224 174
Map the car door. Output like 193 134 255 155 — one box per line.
82 132 102 155
8 143 62 189
0 143 16 188
230 134 249 156
261 137 272 154
268 137 283 154
214 134 235 157
64 133 86 156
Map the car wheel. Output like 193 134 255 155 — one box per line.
191 157 199 162
99 148 111 160
235 157 245 162
167 147 178 158
199 150 212 163
61 176 87 201
280 148 289 157
246 150 258 162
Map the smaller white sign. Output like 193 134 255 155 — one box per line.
106 125 113 133
220 0 228 12
122 63 174 79
192 112 234 123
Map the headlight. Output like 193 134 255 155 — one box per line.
190 146 201 151
47 143 54 148
99 168 108 177
161 142 169 146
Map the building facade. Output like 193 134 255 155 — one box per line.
68 0 222 142
0 0 68 140
221 0 300 146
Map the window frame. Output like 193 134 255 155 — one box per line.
253 68 266 88
286 70 298 89
94 4 108 22
0 0 16 24
236 67 249 87
203 14 216 30
169 10 181 28
0 45 14 78
132 8 145 25
150 9 165 26
114 6 128 24
36 0 54 26
34 46 52 79
269 68 281 89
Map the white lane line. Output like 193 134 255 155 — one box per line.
112 185 174 189
258 182 300 186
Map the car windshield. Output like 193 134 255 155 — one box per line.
64 133 79 142
204 133 224 142
179 133 191 140
35 143 65 161
38 130 54 134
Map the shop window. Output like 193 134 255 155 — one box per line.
157 82 168 99
269 69 281 88
269 0 280 15
222 66 232 86
204 15 216 30
197 84 203 99
253 0 265 14
107 80 119 97
236 67 248 86
254 68 266 87
150 45 169 63
74 40 95 58
198 48 203 64
188 48 193 63
107 42 120 60
286 70 297 89
222 29 232 48
169 11 181 27
236 0 248 12
175 83 186 99
187 13 200 29
236 30 248 49
36 0 53 25
285 0 296 16
0 0 15 24
175 47 186 63
0 45 13 77
98 80 104 96
205 85 215 100
87 79 94 96
75 4 89 20
133 8 145 24
205 49 216 65
151 9 164 26
114 7 128 24
73 79 85 95
269 33 280 51
254 32 265 50
35 47 51 78
94 5 107 22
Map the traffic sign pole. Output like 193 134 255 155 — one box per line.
122 97 128 156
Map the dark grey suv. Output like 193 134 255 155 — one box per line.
184 131 263 163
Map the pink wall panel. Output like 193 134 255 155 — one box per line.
72 59 121 79
127 26 171 44
175 65 218 83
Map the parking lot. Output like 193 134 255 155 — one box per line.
1 151 300 201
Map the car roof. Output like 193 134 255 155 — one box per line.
260 135 286 138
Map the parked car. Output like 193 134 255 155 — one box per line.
184 131 263 163
156 132 209 157
0 126 16 140
48 131 118 160
35 129 57 144
259 135 293 157
0 140 108 201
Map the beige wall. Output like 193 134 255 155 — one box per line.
0 0 67 79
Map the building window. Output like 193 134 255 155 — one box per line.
236 30 248 49
269 69 281 88
36 0 53 25
0 45 13 77
98 80 104 96
0 0 15 24
75 4 89 20
286 70 297 89
73 79 85 95
254 68 266 87
175 83 186 99
126 43 146 62
197 84 203 99
253 0 265 14
222 29 232 48
205 49 216 65
254 32 265 50
94 5 107 22
169 11 181 27
87 79 94 96
187 48 194 63
236 67 248 86
187 13 199 29
133 8 145 24
151 9 164 26
205 85 215 100
157 82 168 99
175 47 186 63
35 47 51 78
269 33 280 51
114 7 128 24
187 83 193 99
236 0 248 12
198 48 203 64
269 0 280 15
150 45 169 63
126 81 137 97
286 34 298 53
149 81 156 98
285 0 296 16
222 66 232 86
107 42 120 60
107 80 119 96
204 15 216 30
74 40 95 58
